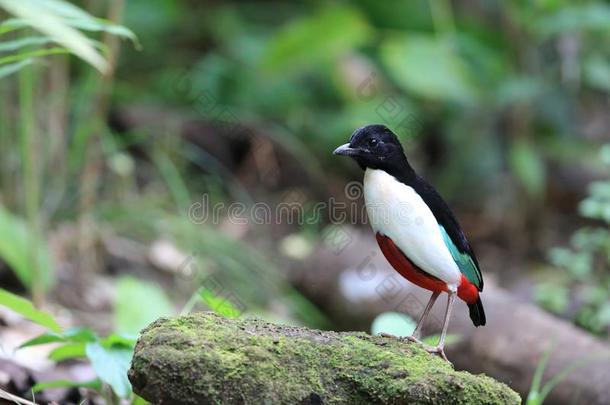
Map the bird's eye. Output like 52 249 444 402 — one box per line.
368 138 378 148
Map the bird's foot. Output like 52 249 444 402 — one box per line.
380 333 425 346
401 335 423 345
425 346 452 364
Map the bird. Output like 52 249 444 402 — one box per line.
333 124 485 361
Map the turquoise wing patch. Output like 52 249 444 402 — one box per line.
439 226 483 290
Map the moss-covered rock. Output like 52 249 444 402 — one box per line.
128 313 520 405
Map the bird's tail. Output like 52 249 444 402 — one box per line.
467 296 486 327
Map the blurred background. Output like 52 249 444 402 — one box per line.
0 0 609 404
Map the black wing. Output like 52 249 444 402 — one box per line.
409 175 484 291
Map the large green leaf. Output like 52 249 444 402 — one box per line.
115 276 174 336
0 206 53 289
85 341 133 398
0 289 60 332
262 5 371 72
381 34 477 103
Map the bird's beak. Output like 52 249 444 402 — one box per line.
333 143 357 157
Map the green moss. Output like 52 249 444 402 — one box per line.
129 313 520 405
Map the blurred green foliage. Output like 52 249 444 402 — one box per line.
3 286 135 399
537 145 610 336
526 343 597 405
0 0 136 75
0 0 136 302
116 0 610 199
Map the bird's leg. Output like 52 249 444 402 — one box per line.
405 291 440 343
426 291 456 363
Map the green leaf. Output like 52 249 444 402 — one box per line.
0 58 33 79
262 5 371 72
28 0 93 20
509 138 546 198
85 342 133 398
132 394 150 405
381 34 477 103
0 0 108 72
371 312 416 338
19 327 97 348
526 344 552 405
199 288 242 318
33 378 101 393
64 18 139 48
115 276 174 335
0 46 69 65
101 333 137 348
0 36 52 52
0 18 28 35
0 289 60 332
0 206 53 289
49 343 87 361
31 0 137 46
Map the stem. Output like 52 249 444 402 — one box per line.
77 0 125 275
43 57 69 218
19 63 43 305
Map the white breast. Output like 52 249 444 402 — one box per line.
363 168 461 290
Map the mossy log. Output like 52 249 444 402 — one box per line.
128 313 520 404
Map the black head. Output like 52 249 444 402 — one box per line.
333 124 411 174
